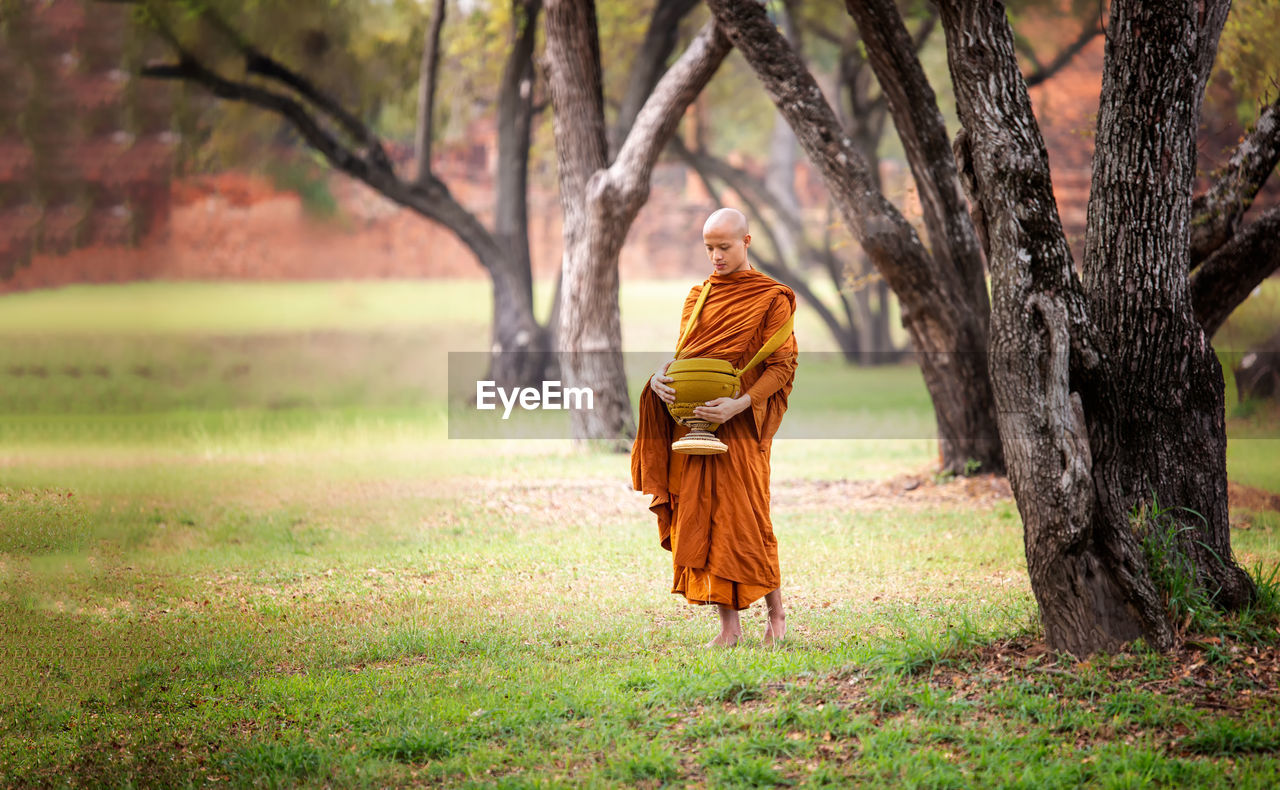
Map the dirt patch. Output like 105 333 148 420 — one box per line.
1228 481 1280 515
454 472 1278 523
772 473 1014 513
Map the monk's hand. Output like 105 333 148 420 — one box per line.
650 359 676 404
693 394 751 424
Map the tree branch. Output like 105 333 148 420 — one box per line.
140 58 387 182
1022 15 1103 88
675 140 858 356
610 0 701 158
606 20 731 210
844 0 987 328
191 1 397 175
1191 205 1280 337
137 51 504 275
415 0 447 185
707 0 971 346
668 136 803 233
911 7 938 51
116 0 397 175
1190 98 1280 267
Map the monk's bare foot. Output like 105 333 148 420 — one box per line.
709 604 741 648
763 613 787 647
762 588 787 647
707 630 740 648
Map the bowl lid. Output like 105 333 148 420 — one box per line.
668 357 736 376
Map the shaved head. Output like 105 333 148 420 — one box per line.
703 207 749 238
702 207 752 276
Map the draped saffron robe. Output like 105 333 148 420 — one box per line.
630 268 798 610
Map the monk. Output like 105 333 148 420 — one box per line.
630 207 798 647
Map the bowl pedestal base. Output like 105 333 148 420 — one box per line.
672 420 727 455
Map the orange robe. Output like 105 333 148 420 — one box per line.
631 269 798 610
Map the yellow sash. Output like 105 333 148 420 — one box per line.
674 280 795 378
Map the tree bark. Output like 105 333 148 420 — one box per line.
707 0 1004 474
1189 99 1280 267
941 0 1255 655
546 2 731 446
939 0 1171 655
490 0 550 385
414 0 447 187
1191 206 1280 338
1081 0 1253 613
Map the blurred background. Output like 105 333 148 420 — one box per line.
0 0 1277 457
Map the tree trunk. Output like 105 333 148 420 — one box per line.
414 0 447 186
707 0 1003 474
489 0 552 384
940 0 1166 654
940 0 1253 655
546 1 731 446
1080 0 1253 611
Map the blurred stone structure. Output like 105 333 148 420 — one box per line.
0 0 176 279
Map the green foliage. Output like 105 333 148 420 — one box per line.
1218 0 1280 115
1132 495 1280 644
1131 495 1219 632
219 741 327 781
264 156 340 219
863 609 990 676
1248 560 1280 614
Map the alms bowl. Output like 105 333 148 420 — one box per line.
665 357 738 428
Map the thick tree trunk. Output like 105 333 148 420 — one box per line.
939 0 1168 655
545 0 628 447
707 0 1003 474
1081 0 1253 611
546 2 730 446
941 0 1253 655
489 0 551 383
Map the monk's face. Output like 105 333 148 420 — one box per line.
703 220 751 276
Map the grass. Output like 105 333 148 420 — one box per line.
1 279 1279 787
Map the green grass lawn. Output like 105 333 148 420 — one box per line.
2 280 1279 788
